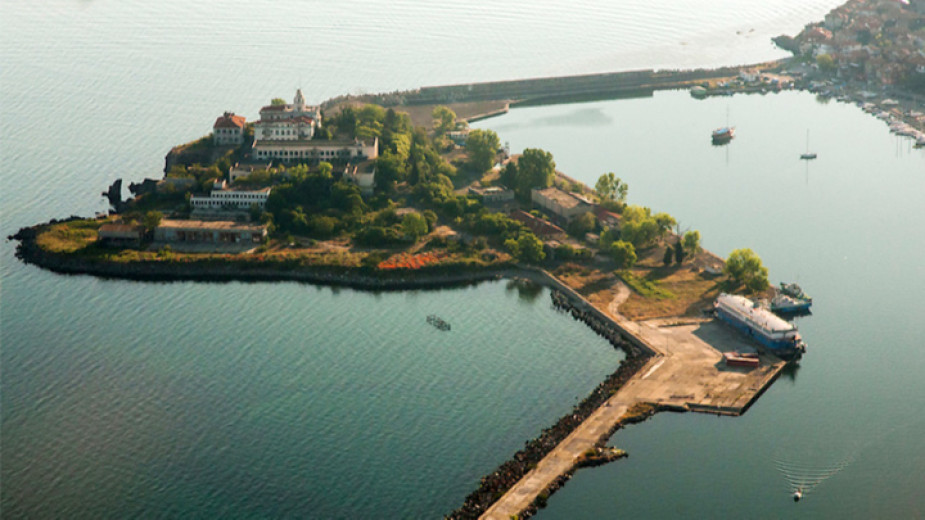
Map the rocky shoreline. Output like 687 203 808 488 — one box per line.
10 221 524 292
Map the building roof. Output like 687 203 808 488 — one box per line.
253 137 377 149
157 219 267 232
509 210 566 238
99 223 143 234
214 112 246 129
255 116 314 125
533 186 589 210
594 207 622 223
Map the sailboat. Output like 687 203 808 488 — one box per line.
800 130 817 160
712 107 735 145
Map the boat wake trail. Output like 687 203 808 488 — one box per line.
774 453 855 499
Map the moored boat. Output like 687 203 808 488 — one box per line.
426 314 451 331
770 293 812 314
780 282 812 303
712 126 735 144
714 293 806 359
723 351 760 368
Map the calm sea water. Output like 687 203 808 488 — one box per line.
474 91 925 517
5 0 922 518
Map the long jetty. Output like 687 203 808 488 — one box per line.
327 62 784 112
472 269 787 519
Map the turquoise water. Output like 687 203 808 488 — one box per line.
4 0 923 518
473 91 925 517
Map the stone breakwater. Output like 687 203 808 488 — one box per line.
444 355 652 520
550 290 647 357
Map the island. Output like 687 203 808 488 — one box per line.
9 83 799 519
17 1 921 515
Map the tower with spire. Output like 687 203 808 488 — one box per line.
255 89 321 141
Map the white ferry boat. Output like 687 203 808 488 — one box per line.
714 293 806 358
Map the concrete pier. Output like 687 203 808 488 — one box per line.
480 274 787 519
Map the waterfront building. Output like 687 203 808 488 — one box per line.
342 161 376 196
97 223 144 247
189 179 271 211
154 219 267 245
213 112 246 146
252 137 378 163
531 186 594 224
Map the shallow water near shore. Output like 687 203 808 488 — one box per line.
3 0 924 518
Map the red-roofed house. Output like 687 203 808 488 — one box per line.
594 207 622 229
509 210 567 240
213 112 246 145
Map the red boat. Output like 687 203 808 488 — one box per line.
723 351 759 368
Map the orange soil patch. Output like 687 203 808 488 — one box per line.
378 252 443 270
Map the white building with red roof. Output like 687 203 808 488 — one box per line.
213 112 246 145
255 89 321 141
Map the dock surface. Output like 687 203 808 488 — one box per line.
480 279 786 519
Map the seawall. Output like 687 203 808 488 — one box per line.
342 62 782 109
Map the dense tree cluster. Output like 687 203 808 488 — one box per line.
724 248 770 292
500 148 555 202
465 129 500 173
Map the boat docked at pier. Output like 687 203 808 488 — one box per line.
714 293 806 358
769 293 812 315
780 282 812 304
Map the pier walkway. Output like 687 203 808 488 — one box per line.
481 276 786 519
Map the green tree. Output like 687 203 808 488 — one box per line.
270 98 286 106
516 233 546 263
816 53 836 72
663 246 674 266
353 104 386 140
674 240 686 264
422 209 438 232
594 172 628 204
653 212 677 237
515 148 555 201
609 240 637 269
466 129 500 173
374 152 407 192
682 230 702 255
599 227 620 249
568 212 597 237
500 161 518 189
401 212 428 240
317 161 334 179
310 215 338 237
432 105 456 135
724 248 770 292
143 211 163 232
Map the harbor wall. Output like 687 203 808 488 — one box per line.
395 65 757 106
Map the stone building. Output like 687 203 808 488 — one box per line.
213 112 246 145
154 219 267 245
